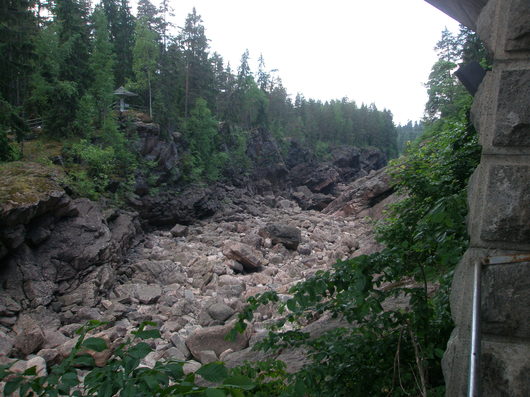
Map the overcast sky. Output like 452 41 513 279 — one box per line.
139 0 460 125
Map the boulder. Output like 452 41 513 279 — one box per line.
185 322 252 360
13 315 45 357
207 303 235 322
323 167 393 217
170 224 189 237
222 242 267 271
258 224 302 250
0 331 14 356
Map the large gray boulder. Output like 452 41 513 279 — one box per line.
323 167 393 217
258 224 302 250
185 322 252 360
222 241 267 271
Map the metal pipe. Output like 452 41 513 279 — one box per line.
468 259 482 397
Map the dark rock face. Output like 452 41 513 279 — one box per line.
246 128 289 193
285 140 317 169
0 163 140 322
136 185 223 226
244 129 387 198
1 199 139 311
129 121 179 195
360 147 388 172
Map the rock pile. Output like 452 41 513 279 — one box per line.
0 162 394 377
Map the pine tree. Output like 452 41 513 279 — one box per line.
183 97 221 180
87 6 116 129
102 0 134 86
132 16 159 118
179 8 212 117
0 0 37 107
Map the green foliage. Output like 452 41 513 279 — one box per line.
396 120 424 155
230 93 480 395
131 16 159 112
313 141 331 161
63 119 137 200
0 97 24 162
182 98 225 181
0 321 258 396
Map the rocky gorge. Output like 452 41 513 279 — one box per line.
0 120 394 381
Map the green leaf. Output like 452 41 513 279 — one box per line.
23 366 37 376
164 362 184 379
4 378 22 395
73 354 96 367
222 375 255 390
61 371 79 388
205 389 226 397
196 362 228 383
127 342 152 359
228 389 245 397
286 299 297 312
133 329 161 340
82 337 108 352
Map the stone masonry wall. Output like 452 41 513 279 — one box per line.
441 1 530 396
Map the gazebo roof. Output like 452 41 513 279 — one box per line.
113 86 138 97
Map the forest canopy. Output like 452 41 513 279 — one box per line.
0 0 400 168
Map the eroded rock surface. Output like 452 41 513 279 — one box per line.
0 161 391 376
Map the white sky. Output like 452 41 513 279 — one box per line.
138 0 461 125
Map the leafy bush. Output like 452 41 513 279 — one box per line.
62 118 137 200
230 106 480 396
0 321 258 397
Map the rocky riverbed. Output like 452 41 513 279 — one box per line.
0 163 394 379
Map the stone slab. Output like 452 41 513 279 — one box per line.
482 262 530 338
505 0 530 52
480 165 530 243
493 70 530 147
481 339 530 397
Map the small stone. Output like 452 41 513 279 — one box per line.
170 224 189 237
164 347 187 361
198 350 218 364
170 334 191 359
0 331 14 356
207 303 235 322
183 360 201 375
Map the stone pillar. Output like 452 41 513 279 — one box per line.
442 1 530 396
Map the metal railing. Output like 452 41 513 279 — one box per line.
468 253 530 397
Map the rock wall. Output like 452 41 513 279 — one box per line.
0 162 140 326
439 1 530 396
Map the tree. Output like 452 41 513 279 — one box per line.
424 26 488 121
53 0 91 92
0 0 37 107
86 6 116 129
178 8 212 117
183 98 222 180
131 16 159 118
102 0 134 86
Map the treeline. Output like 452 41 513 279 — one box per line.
396 121 424 155
0 0 398 166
